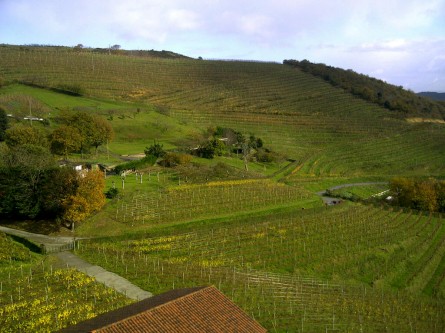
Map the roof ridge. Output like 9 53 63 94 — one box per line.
95 286 211 332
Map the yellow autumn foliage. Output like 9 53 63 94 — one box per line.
63 170 105 224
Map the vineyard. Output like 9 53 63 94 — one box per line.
0 233 132 332
2 46 445 176
114 179 314 226
76 203 445 332
2 44 445 332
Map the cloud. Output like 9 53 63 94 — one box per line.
306 38 445 91
168 9 201 30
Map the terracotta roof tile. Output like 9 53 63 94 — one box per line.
58 286 266 333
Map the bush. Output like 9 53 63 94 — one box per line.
105 187 119 199
195 138 226 159
114 155 157 174
255 148 276 162
144 141 166 158
160 152 192 167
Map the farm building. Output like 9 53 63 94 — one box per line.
58 285 266 332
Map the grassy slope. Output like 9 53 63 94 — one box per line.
1 45 445 332
0 83 198 156
2 46 445 177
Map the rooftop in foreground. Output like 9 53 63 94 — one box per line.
58 285 267 333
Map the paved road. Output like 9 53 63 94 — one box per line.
317 182 388 205
0 226 75 246
55 252 152 301
0 226 152 301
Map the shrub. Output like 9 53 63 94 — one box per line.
160 152 192 167
255 148 276 162
144 141 166 158
195 138 226 159
54 83 85 96
114 155 157 174
105 187 119 199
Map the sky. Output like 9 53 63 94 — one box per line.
1 0 444 92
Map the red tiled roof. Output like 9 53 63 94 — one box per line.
58 286 266 333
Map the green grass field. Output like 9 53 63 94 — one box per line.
1 45 445 332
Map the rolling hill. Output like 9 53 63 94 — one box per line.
1 44 445 332
1 44 445 177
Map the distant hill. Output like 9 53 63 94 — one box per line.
417 92 445 101
2 44 445 176
0 43 190 60
284 59 445 119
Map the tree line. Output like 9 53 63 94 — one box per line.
389 177 445 212
2 111 114 158
283 59 445 119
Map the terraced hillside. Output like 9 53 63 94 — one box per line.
77 204 445 332
1 45 444 176
2 44 445 332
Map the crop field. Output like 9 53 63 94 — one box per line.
76 204 445 331
0 233 132 332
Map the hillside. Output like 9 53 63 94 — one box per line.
1 44 445 177
284 59 445 119
1 44 445 332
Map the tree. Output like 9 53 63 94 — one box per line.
390 177 439 212
62 195 90 228
61 112 114 156
0 107 7 141
39 167 78 216
62 170 105 229
435 181 445 212
414 180 437 212
4 125 47 148
49 125 82 159
90 116 114 154
0 144 56 218
196 138 225 159
62 112 95 156
248 135 263 149
389 177 416 208
145 141 166 158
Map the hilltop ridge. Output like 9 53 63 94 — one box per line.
284 59 445 119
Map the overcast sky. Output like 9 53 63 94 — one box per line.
1 0 444 92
